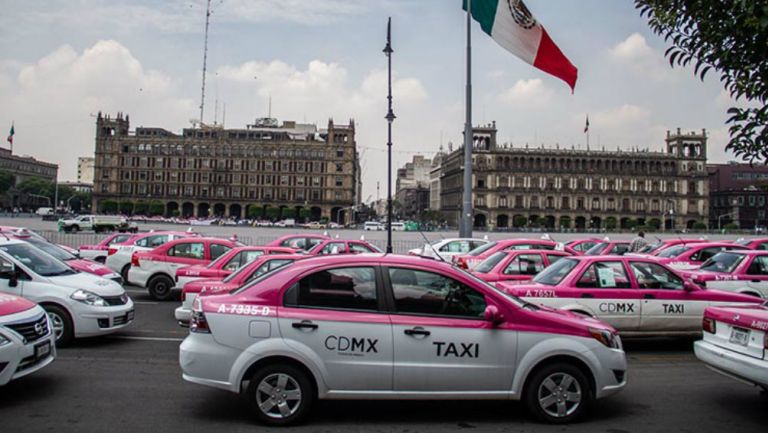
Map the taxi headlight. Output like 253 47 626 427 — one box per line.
70 290 108 307
589 327 621 349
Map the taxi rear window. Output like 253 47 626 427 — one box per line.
474 252 506 273
533 258 578 286
699 252 745 273
468 241 497 256
656 245 690 258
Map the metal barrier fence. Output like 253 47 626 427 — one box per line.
39 231 425 255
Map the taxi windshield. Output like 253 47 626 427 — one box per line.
734 238 751 246
230 260 296 294
638 241 662 254
468 241 497 256
207 250 235 269
533 258 579 286
699 252 745 273
26 239 77 261
584 242 608 256
656 245 690 258
474 252 506 273
0 243 76 277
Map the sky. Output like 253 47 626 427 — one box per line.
0 0 751 200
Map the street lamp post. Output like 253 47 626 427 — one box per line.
383 18 395 254
718 211 737 231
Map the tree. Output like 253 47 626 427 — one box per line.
99 200 118 214
513 215 528 228
0 170 14 195
605 217 618 230
149 201 165 216
119 201 134 215
247 205 262 219
635 1 768 163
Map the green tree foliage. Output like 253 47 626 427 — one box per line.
119 201 134 215
635 1 768 163
693 222 708 230
149 201 165 216
605 217 618 230
0 170 14 194
100 200 118 214
648 218 662 229
513 215 528 228
247 205 262 219
559 216 571 228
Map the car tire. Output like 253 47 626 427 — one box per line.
43 304 74 347
120 264 131 284
94 256 106 263
524 362 593 424
72 225 80 233
247 364 314 426
148 274 174 301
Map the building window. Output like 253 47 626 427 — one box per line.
312 190 321 201
336 149 344 158
336 163 343 172
477 177 486 188
335 177 343 187
475 195 486 207
546 196 554 209
577 197 585 210
515 196 524 208
499 196 508 208
530 196 539 209
591 198 600 210
562 197 570 210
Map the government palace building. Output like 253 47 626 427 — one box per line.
92 113 361 223
437 122 709 231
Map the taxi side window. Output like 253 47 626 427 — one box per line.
746 256 768 275
759 243 768 251
168 242 204 260
630 262 684 290
577 242 597 252
546 254 565 265
283 238 306 249
139 235 168 248
284 267 378 311
224 252 245 271
349 243 373 254
108 235 131 246
610 244 629 255
319 242 346 255
503 254 544 275
440 241 469 253
246 259 293 284
576 262 631 289
388 268 486 319
307 238 324 249
209 243 231 260
692 247 722 262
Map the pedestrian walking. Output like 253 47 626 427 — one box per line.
629 231 648 253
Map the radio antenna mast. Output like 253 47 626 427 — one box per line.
199 0 212 125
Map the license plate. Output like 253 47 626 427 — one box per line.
35 341 51 360
729 327 750 346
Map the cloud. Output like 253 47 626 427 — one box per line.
499 78 553 108
0 40 195 180
609 33 676 81
593 104 650 128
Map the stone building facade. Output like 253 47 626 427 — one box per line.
92 113 361 223
438 123 709 230
708 163 768 230
0 147 59 210
395 155 433 219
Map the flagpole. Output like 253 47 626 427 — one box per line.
460 0 473 238
384 17 395 254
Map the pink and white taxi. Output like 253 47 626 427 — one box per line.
454 238 574 270
181 254 626 425
471 250 571 283
0 294 56 385
129 237 240 300
565 239 602 256
694 302 768 392
174 246 299 292
78 233 135 263
307 239 382 255
11 236 123 284
734 237 768 251
652 242 749 271
497 256 762 336
583 240 631 256
266 234 329 251
0 238 133 346
628 238 708 257
105 231 197 283
683 251 768 299
175 254 303 325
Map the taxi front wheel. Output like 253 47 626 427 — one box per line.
524 362 593 424
247 364 314 426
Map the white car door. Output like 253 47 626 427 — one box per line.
278 266 393 391
386 266 516 392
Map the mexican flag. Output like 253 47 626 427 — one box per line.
6 124 13 144
463 0 578 91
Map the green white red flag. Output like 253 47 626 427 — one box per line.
6 124 13 145
463 0 578 91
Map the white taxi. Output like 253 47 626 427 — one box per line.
181 254 626 425
0 294 56 385
105 231 194 283
0 239 134 346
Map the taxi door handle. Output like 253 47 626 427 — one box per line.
580 293 594 298
643 294 655 299
292 321 318 330
404 328 430 337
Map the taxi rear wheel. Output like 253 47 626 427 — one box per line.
148 275 174 301
120 264 131 284
524 362 593 424
247 364 313 426
43 304 74 347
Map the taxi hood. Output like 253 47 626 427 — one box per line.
68 259 117 277
48 272 124 296
0 294 36 316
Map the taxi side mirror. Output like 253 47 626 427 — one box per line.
484 305 504 325
0 262 18 287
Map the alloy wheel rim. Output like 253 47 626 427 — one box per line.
47 312 64 341
255 373 302 419
537 372 582 418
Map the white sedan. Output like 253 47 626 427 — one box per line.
408 238 489 261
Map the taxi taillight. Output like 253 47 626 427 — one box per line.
190 310 210 333
131 253 140 267
764 332 768 350
702 317 716 334
107 247 117 256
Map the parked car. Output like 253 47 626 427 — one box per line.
266 234 330 251
59 215 138 233
652 242 749 271
734 237 768 251
307 239 382 255
363 221 383 231
174 246 299 291
0 293 56 385
0 238 134 346
180 254 626 425
496 256 762 337
453 238 575 270
565 238 602 256
694 301 768 392
408 238 489 261
128 237 240 300
175 254 302 325
682 250 768 299
627 238 708 257
78 233 135 263
584 240 631 256
105 231 197 283
471 250 571 283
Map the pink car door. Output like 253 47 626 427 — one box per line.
166 241 208 270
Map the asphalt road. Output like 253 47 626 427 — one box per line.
1 287 765 432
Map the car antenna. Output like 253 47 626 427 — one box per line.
416 229 447 263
